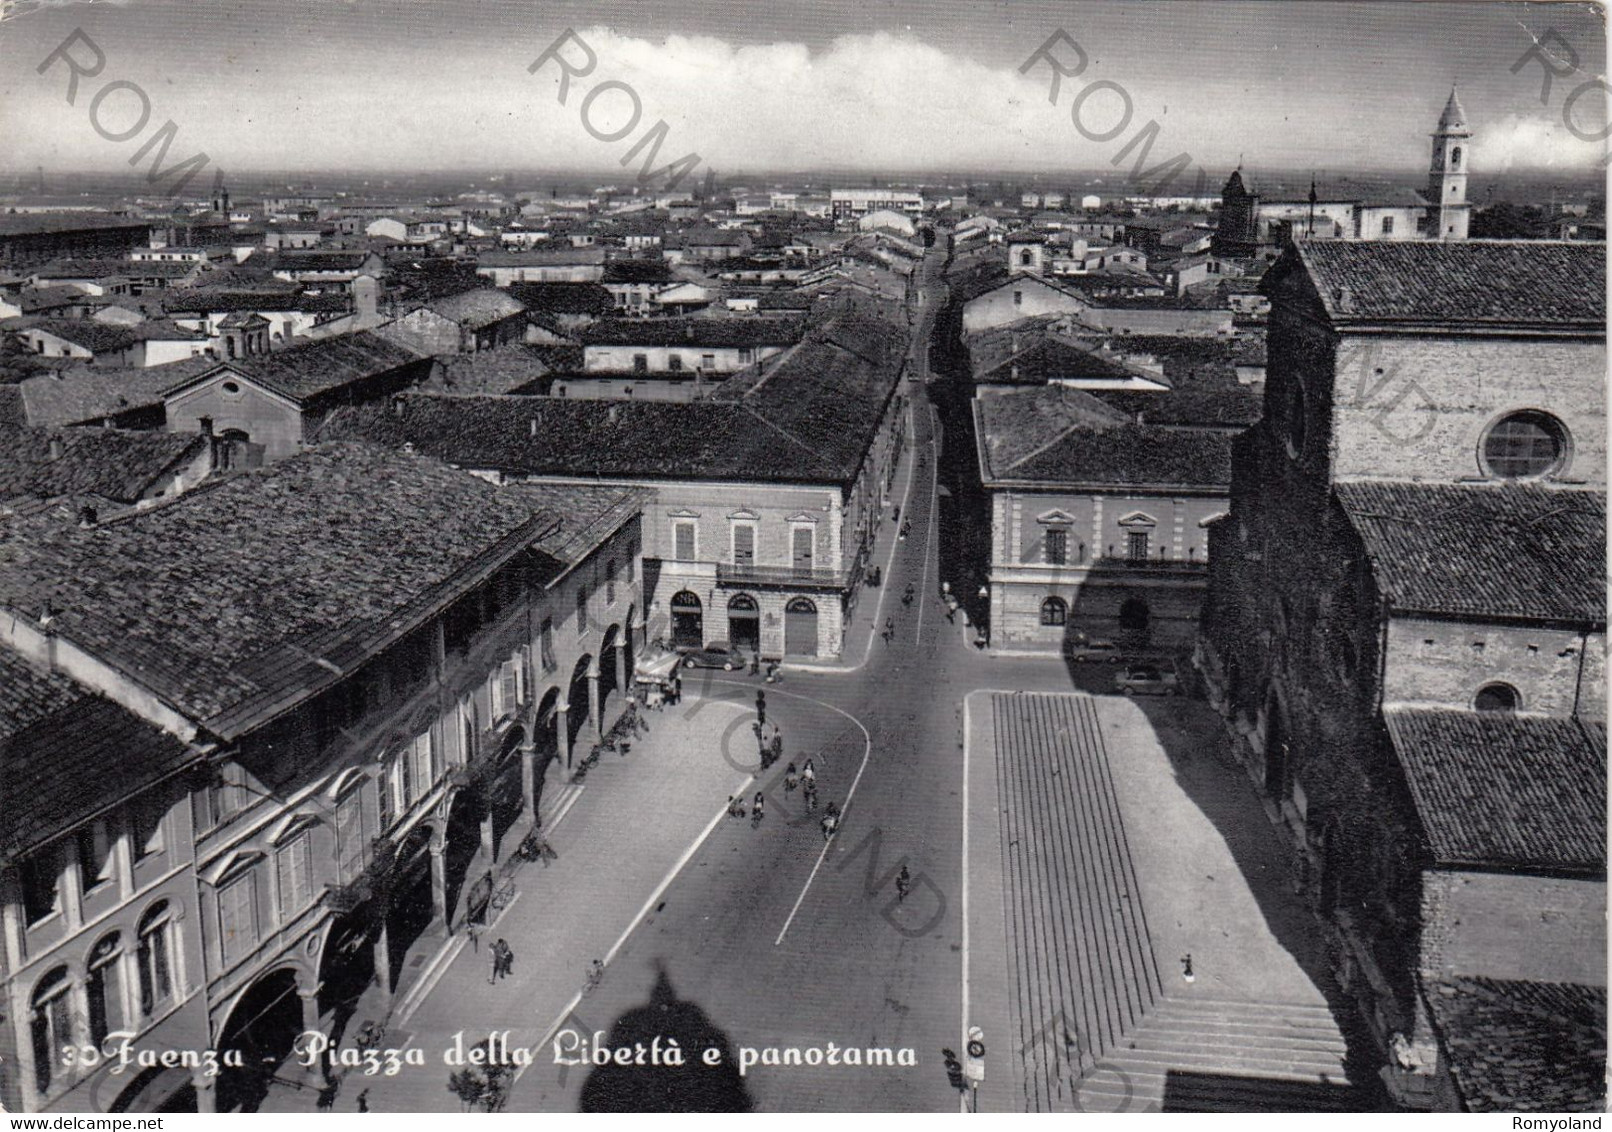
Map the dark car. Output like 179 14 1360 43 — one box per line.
682 641 748 671
1113 662 1180 696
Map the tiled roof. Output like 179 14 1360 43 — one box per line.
1335 482 1605 623
507 283 614 315
1092 387 1263 427
0 648 196 857
33 258 195 280
0 215 148 238
10 287 85 313
25 318 138 353
476 247 606 267
1425 978 1605 1112
162 287 311 313
426 288 526 329
187 330 426 404
501 482 649 566
980 408 1232 488
1281 239 1606 328
602 260 677 284
1383 708 1606 870
275 250 378 272
430 344 552 395
0 443 585 735
975 338 1141 385
322 312 905 486
0 425 206 505
16 355 218 427
975 385 1131 475
580 316 805 349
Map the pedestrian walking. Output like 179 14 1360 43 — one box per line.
755 689 766 724
784 761 799 792
357 1090 370 1113
751 791 765 827
770 733 783 765
896 864 912 902
488 942 501 984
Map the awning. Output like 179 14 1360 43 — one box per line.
634 649 681 683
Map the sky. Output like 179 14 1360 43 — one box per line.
0 0 1604 181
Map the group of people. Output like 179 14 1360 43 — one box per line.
486 938 515 983
728 756 841 839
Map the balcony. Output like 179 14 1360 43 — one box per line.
715 561 848 591
1090 556 1210 574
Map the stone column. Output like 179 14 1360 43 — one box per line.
296 981 324 1083
480 809 495 865
371 919 393 1003
519 742 537 823
587 663 602 742
192 1067 218 1114
429 832 448 930
614 643 629 701
555 704 571 769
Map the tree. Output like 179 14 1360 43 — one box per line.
1470 201 1548 240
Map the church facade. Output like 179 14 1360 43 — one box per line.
1212 89 1473 254
1195 238 1607 1110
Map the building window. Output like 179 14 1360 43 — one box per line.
31 968 72 1095
576 584 589 634
137 902 175 1016
86 934 124 1050
1040 597 1068 626
335 790 366 883
192 775 234 834
668 355 683 372
132 798 166 861
1284 379 1307 458
410 732 434 799
673 520 696 561
626 542 637 582
792 526 814 571
732 523 756 567
1127 531 1150 563
21 846 61 926
633 354 648 373
218 869 260 967
1451 146 1462 170
1044 528 1068 565
1481 411 1568 480
76 820 115 893
1475 683 1520 713
701 354 715 370
540 617 556 672
1013 290 1023 306
739 348 755 364
605 559 618 604
275 833 313 920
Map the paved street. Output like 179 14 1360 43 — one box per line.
274 238 1364 1115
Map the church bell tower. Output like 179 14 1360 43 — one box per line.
1426 88 1471 241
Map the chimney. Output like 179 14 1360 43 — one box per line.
607 404 619 424
1336 286 1354 312
392 395 406 418
47 436 63 460
529 418 538 439
78 504 98 528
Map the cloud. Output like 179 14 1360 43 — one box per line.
1476 111 1609 172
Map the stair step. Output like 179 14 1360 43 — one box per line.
1093 1046 1347 1078
1122 1031 1348 1062
1137 1016 1351 1046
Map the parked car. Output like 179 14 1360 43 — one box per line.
1114 662 1180 696
683 641 748 671
1069 638 1124 663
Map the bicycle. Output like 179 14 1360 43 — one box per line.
583 960 604 996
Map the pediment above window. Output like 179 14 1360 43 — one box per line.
266 811 324 846
667 508 701 519
201 848 266 887
1036 509 1078 526
728 509 760 522
1198 511 1229 528
1116 511 1158 529
786 513 819 525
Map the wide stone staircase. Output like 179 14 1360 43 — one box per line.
992 692 1370 1112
